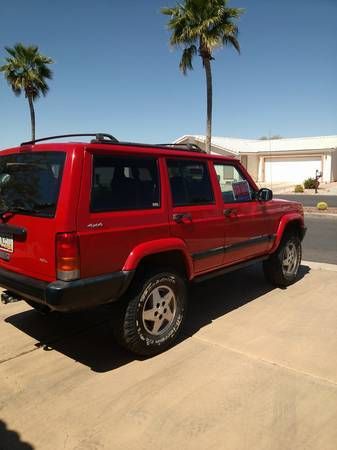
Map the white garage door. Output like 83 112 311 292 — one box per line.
264 156 322 183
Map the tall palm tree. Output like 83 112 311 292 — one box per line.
162 0 243 152
0 43 54 141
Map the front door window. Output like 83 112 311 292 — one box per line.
213 162 272 263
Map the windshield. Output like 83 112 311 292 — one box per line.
0 151 66 218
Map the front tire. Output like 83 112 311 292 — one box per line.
112 269 187 356
263 233 302 287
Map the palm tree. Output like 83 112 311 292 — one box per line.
0 43 54 141
162 0 243 153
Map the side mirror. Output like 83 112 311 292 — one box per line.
256 188 273 202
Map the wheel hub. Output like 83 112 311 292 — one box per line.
142 285 177 336
282 241 299 276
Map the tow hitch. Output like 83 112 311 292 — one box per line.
1 290 22 304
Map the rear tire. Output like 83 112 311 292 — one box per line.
263 233 302 287
112 269 187 356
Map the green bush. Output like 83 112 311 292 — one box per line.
294 184 304 193
317 202 328 210
303 178 317 189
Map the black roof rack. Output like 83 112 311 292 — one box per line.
20 133 119 146
156 143 205 153
117 142 206 153
20 133 206 154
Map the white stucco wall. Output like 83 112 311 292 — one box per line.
175 137 337 183
331 150 337 182
246 155 259 181
322 153 332 183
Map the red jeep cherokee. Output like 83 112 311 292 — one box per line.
0 133 306 355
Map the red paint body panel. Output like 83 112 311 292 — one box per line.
270 210 305 252
122 237 193 278
0 140 305 286
76 150 171 278
163 158 225 273
0 145 83 281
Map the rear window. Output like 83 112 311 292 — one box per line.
167 159 214 206
91 155 160 212
0 152 66 218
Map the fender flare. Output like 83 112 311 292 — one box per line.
270 213 305 253
122 238 194 279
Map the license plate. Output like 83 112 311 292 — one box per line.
0 233 13 253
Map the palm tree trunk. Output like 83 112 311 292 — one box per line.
28 96 36 141
203 57 212 153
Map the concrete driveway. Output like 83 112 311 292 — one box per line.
1 262 337 450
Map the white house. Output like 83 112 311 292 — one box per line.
174 135 337 184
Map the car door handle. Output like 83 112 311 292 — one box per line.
223 208 237 217
173 213 192 224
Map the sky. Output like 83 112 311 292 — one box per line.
0 0 336 148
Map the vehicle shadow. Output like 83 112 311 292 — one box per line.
0 419 34 450
5 264 310 373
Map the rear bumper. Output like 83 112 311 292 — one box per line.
0 267 134 312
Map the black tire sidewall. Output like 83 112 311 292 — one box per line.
278 235 301 282
127 271 187 353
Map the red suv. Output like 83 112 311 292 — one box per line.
0 133 306 355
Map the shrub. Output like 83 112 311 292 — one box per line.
294 184 304 193
303 178 317 189
317 202 328 210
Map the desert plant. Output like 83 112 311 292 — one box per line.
294 185 304 193
303 178 317 189
317 202 328 210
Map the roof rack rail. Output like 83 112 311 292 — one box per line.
21 133 119 146
156 143 206 153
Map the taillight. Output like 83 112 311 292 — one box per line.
56 232 80 281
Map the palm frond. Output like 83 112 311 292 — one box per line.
179 45 197 74
0 43 54 100
162 0 243 62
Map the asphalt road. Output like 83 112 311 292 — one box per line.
303 215 337 264
275 194 337 207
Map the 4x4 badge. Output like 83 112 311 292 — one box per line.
87 222 103 229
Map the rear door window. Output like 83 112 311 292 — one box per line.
91 155 160 212
0 152 66 217
167 159 214 206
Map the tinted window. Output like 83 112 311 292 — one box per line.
214 163 254 203
167 159 214 206
0 152 66 217
91 156 160 212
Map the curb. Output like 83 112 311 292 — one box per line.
301 260 337 272
304 212 337 217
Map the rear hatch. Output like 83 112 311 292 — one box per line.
0 150 67 281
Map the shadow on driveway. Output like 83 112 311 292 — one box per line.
0 420 34 450
5 264 310 373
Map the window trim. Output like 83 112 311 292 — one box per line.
90 154 161 213
213 162 256 204
167 158 215 207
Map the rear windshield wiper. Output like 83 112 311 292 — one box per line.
33 202 55 210
0 205 38 219
0 203 56 220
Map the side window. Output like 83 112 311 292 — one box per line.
91 155 160 212
214 163 254 203
167 159 214 206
